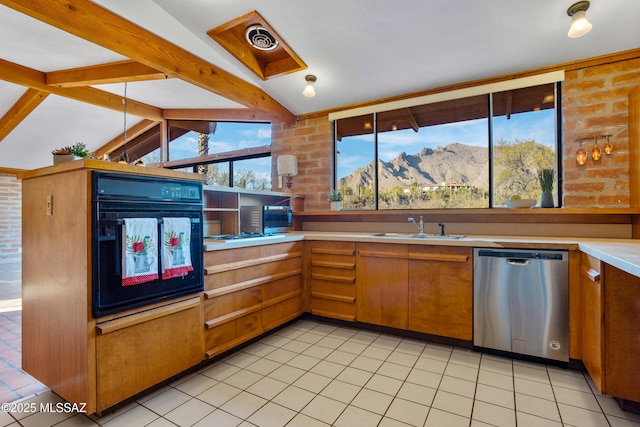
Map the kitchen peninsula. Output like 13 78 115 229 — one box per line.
20 162 640 414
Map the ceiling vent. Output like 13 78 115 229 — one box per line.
208 10 306 80
245 25 278 51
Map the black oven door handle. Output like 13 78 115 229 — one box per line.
114 222 122 277
101 218 164 225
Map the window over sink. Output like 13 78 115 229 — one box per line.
332 74 561 210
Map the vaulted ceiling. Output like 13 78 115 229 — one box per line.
1 0 639 171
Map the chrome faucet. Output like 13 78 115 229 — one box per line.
408 216 425 235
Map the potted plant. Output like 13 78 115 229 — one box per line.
538 168 555 208
51 142 92 164
328 189 343 211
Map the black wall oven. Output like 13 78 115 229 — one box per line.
92 172 204 318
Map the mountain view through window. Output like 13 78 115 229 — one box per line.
334 83 558 209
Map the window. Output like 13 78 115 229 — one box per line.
334 81 560 209
126 120 272 190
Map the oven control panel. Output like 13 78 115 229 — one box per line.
161 184 199 200
94 172 202 203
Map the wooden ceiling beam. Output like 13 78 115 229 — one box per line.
0 58 163 120
0 88 49 142
46 60 167 88
93 119 159 159
0 0 296 124
162 108 275 122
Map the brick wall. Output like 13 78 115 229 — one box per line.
0 174 21 261
272 57 640 210
272 116 333 211
562 57 640 207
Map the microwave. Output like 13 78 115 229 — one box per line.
240 205 293 234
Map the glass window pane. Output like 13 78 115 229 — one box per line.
336 114 375 209
139 147 161 166
199 162 231 187
233 157 271 190
492 83 557 206
168 121 271 161
376 96 489 209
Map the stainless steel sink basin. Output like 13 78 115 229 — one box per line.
371 232 465 240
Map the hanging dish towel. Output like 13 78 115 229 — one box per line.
122 218 159 286
162 217 193 280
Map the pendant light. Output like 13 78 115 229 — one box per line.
603 134 613 155
591 136 601 161
576 139 587 165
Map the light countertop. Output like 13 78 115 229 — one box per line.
204 232 640 277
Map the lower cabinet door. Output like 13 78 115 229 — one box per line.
95 297 204 412
408 246 472 340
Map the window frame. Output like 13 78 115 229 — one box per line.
332 77 562 210
117 120 273 189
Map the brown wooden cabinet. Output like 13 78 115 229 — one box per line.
580 253 604 392
579 254 640 403
95 297 204 411
602 263 640 403
20 163 207 414
203 241 303 359
202 186 304 235
408 246 472 340
356 243 409 329
307 241 357 321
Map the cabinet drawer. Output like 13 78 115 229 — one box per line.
205 312 263 358
96 297 204 411
308 241 357 321
204 286 261 321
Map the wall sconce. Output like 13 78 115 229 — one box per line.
277 155 298 194
576 134 613 165
303 75 316 97
576 139 587 165
567 1 592 38
363 121 372 130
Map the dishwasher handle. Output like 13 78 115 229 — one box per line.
476 249 565 261
506 258 531 266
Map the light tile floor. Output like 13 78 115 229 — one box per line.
0 260 46 403
2 318 640 427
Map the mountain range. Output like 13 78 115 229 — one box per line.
338 142 489 191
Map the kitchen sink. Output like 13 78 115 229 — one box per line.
370 232 465 240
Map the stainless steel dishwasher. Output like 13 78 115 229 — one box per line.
473 248 569 362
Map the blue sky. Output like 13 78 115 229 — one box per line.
336 109 555 180
168 122 272 180
149 109 555 185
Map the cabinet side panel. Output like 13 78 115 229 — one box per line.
603 263 640 402
21 170 96 411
